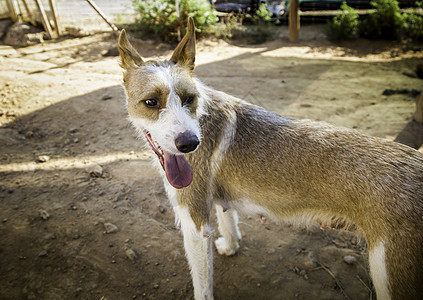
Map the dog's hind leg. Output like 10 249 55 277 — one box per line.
174 206 214 300
214 206 241 256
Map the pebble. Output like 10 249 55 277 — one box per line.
38 250 48 257
36 155 50 163
302 251 317 269
125 248 137 261
102 94 112 101
104 223 118 234
343 255 358 265
86 164 103 177
39 209 50 220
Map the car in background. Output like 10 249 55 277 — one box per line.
211 0 418 19
211 0 289 18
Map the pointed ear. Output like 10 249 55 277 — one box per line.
118 29 144 69
170 17 196 71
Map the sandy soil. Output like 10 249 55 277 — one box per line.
0 25 422 300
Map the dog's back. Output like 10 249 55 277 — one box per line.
188 87 423 299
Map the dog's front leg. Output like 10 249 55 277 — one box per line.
174 206 214 300
215 206 241 256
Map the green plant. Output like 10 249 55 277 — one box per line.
132 0 218 42
326 2 359 40
360 0 405 39
244 3 275 44
253 3 272 24
402 1 423 40
213 13 246 40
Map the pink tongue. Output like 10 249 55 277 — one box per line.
163 152 193 189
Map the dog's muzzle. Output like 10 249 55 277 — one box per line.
175 131 200 153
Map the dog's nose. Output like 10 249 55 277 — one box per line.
175 131 200 153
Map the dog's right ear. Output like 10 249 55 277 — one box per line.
118 29 144 69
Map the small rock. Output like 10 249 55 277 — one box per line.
38 250 48 257
302 251 317 269
267 248 275 254
69 127 79 133
153 284 160 289
86 164 103 177
101 47 119 57
104 223 118 234
4 22 44 47
65 26 89 37
343 255 358 265
39 209 50 220
125 248 137 261
37 155 50 163
102 94 112 101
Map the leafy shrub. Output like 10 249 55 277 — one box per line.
213 13 246 40
326 0 423 40
360 0 405 39
326 2 360 40
402 1 423 40
132 0 218 42
244 4 275 44
403 13 423 40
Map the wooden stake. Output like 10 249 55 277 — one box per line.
6 0 21 22
48 0 61 37
86 0 119 32
289 0 300 42
22 0 37 26
34 0 53 39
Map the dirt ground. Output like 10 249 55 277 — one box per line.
1 25 422 300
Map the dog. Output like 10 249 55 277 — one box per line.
118 18 423 300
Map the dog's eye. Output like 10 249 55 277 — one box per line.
144 99 158 107
183 96 195 105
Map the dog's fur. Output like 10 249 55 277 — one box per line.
118 18 423 300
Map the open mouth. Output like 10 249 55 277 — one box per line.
143 130 193 189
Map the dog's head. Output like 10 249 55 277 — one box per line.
118 18 202 189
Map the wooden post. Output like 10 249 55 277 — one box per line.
289 0 300 42
22 0 37 26
6 0 21 22
48 0 61 37
34 0 54 39
86 0 119 32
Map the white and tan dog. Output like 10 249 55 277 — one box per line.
118 18 423 300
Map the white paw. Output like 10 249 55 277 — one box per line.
214 237 239 256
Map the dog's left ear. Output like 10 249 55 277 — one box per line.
170 17 196 71
118 29 144 69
